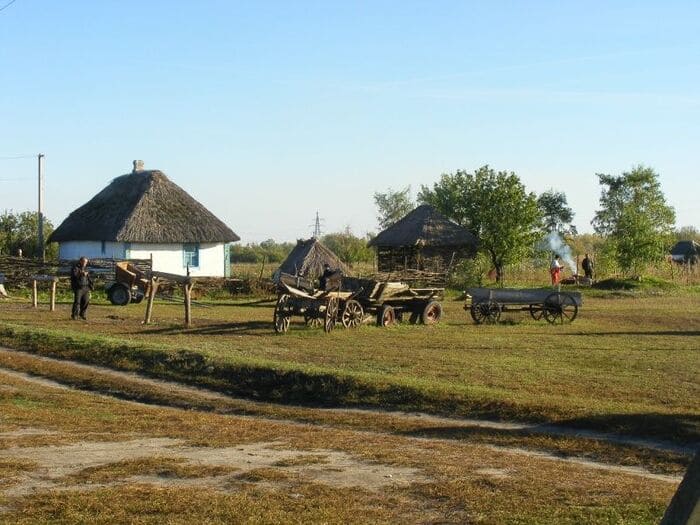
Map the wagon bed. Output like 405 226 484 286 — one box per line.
273 273 444 333
465 287 582 324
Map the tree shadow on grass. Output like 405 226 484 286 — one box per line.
196 299 276 308
397 412 700 450
563 330 700 337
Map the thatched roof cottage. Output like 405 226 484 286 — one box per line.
273 238 349 283
48 161 240 277
368 204 477 273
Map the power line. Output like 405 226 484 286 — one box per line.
0 0 17 13
0 154 35 160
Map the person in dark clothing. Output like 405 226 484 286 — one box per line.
70 257 93 320
581 253 594 279
319 263 334 291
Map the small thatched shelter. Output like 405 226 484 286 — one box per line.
670 240 700 264
368 204 477 273
273 238 349 283
48 160 240 277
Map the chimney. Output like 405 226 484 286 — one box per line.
132 160 145 172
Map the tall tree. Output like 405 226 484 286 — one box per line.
419 166 542 283
322 228 374 265
0 210 55 258
373 186 414 230
537 190 576 234
592 166 675 273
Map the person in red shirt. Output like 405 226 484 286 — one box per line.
550 254 562 288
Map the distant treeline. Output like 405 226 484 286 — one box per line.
230 230 375 266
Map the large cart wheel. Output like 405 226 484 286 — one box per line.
543 293 578 324
274 294 293 333
107 283 131 306
470 301 501 324
377 305 396 327
528 304 544 321
324 296 339 333
304 312 323 328
421 301 442 325
341 299 364 328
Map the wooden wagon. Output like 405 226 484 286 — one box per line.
465 287 582 325
273 273 444 334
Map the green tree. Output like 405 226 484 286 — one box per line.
0 210 56 259
322 228 374 265
537 190 576 234
592 166 675 273
373 186 414 230
419 165 542 283
674 226 700 244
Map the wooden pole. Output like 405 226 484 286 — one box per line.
144 277 158 324
50 280 56 311
32 279 38 308
37 154 45 262
184 283 192 327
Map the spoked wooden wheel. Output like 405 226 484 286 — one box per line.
543 293 578 324
273 294 293 333
304 312 323 328
341 299 364 328
421 301 442 325
529 304 544 321
324 296 339 333
377 305 396 327
470 301 501 325
303 303 323 328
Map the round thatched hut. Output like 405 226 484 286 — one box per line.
273 238 349 283
48 161 240 277
368 204 477 273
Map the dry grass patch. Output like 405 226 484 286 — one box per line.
0 365 681 524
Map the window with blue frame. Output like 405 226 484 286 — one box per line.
183 243 200 268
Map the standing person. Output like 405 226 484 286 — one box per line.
70 257 93 320
319 263 335 291
550 254 562 289
581 253 594 280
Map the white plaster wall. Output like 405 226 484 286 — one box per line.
129 242 226 277
58 241 126 260
58 241 226 276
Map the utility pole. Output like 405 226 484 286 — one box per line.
37 153 45 261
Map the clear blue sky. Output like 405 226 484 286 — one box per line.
2 1 698 242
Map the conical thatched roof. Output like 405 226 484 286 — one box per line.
368 204 477 249
48 166 239 244
275 238 349 280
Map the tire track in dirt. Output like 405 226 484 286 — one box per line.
0 346 692 484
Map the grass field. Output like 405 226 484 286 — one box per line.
0 286 698 523
0 353 679 524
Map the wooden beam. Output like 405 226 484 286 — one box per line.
144 277 159 324
50 280 56 312
149 270 193 284
32 280 38 308
184 282 193 327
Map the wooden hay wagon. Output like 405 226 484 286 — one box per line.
465 287 582 325
273 273 444 334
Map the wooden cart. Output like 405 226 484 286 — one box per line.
273 273 444 334
465 287 582 325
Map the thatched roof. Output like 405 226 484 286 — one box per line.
670 240 700 257
368 204 477 249
48 165 239 244
274 238 349 280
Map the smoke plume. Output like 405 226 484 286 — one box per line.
546 231 576 273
